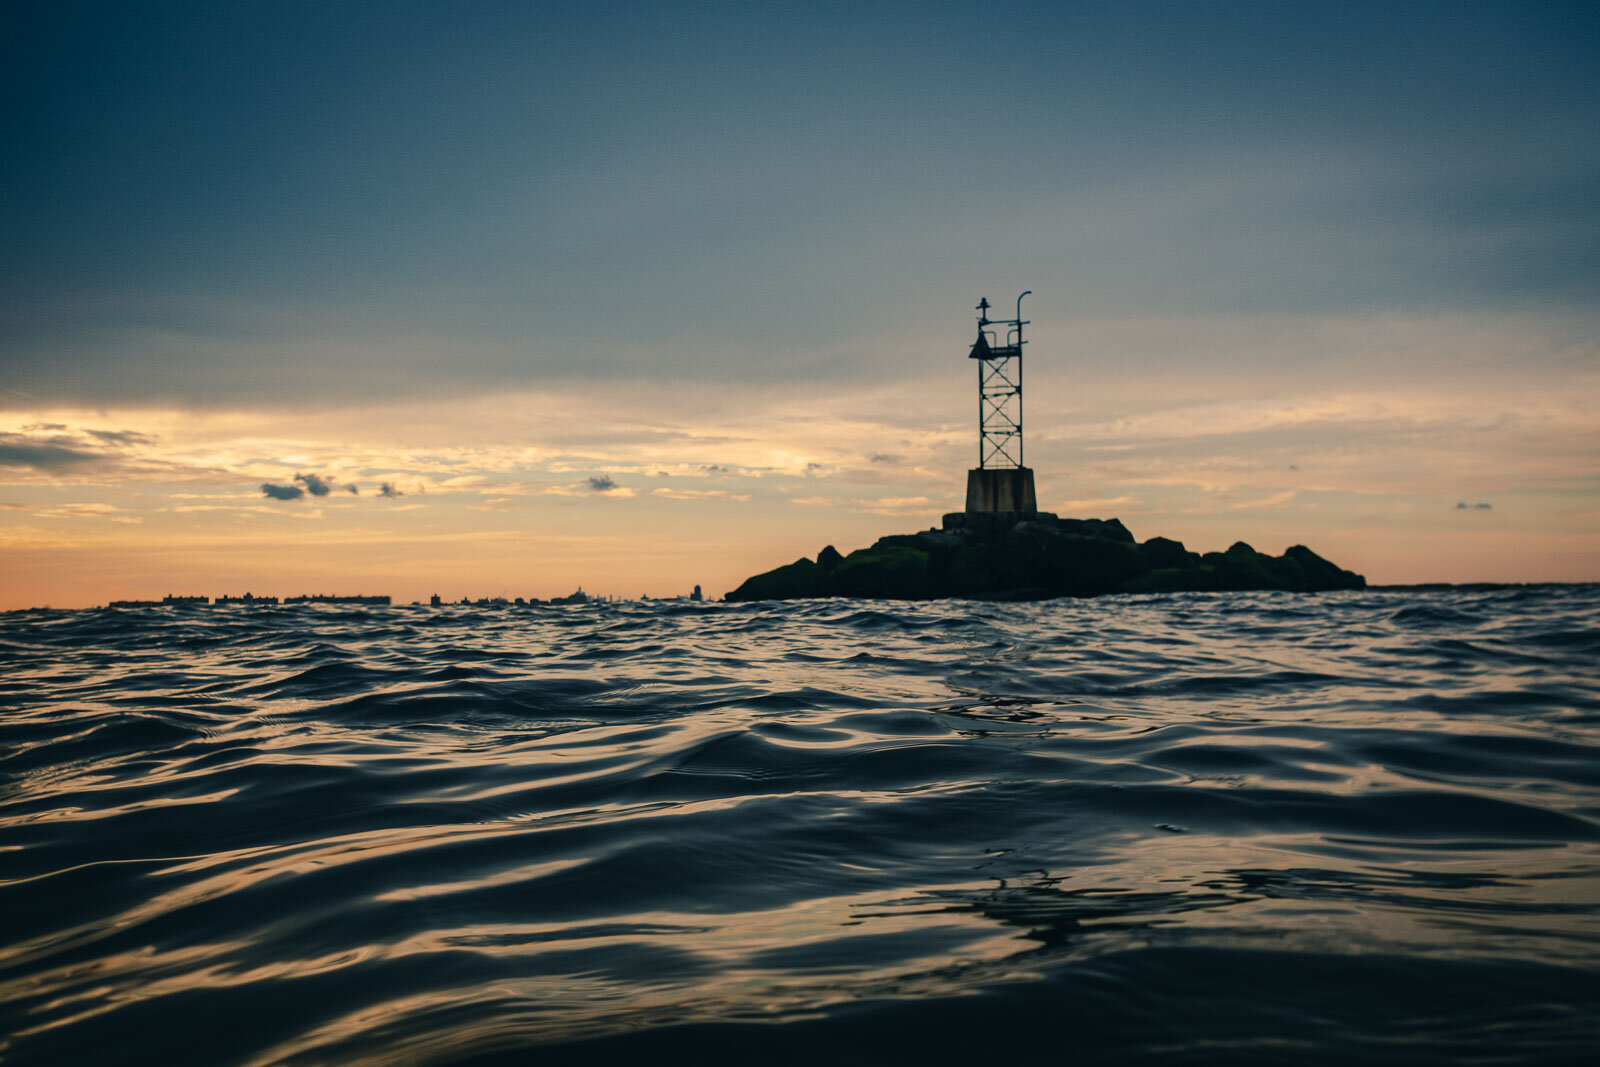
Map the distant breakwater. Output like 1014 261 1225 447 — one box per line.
726 513 1364 601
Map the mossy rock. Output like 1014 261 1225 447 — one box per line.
942 543 1004 595
1118 566 1220 594
1040 536 1148 595
1054 517 1137 543
1282 544 1365 590
1139 536 1198 570
832 545 933 598
724 557 828 601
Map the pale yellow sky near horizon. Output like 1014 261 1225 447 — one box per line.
4 311 1597 610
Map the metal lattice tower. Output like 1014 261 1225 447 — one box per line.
969 292 1030 469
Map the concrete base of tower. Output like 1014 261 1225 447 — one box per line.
964 467 1037 516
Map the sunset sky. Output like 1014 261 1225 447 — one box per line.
3 1 1598 609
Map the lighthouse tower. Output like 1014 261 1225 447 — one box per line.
961 291 1037 518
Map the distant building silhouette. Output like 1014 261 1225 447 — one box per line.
215 592 278 605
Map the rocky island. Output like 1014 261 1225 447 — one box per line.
724 510 1365 602
728 293 1365 603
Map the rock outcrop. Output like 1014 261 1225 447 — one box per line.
724 513 1364 602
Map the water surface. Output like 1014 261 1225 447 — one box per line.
3 589 1598 1064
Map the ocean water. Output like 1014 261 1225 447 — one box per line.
2 589 1598 1065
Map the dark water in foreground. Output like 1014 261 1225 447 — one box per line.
3 590 1599 1065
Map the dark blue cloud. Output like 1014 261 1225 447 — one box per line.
293 472 357 496
295 473 334 497
0 438 99 469
0 427 148 469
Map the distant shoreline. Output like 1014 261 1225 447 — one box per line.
5 582 1600 615
1365 582 1600 591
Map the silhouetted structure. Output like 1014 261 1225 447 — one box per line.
725 290 1369 601
691 584 703 602
103 592 389 609
215 592 278 605
960 292 1038 523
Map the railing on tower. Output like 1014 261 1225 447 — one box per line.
969 291 1030 469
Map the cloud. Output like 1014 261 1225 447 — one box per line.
378 482 403 497
260 472 361 501
178 503 294 514
0 434 102 470
869 453 904 464
1056 495 1139 513
86 429 153 446
1455 501 1493 509
855 495 944 516
787 493 940 516
651 488 752 501
33 502 126 519
540 478 636 498
294 472 357 496
0 425 166 478
1229 490 1298 510
296 472 334 496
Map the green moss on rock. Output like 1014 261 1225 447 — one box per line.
724 557 828 601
